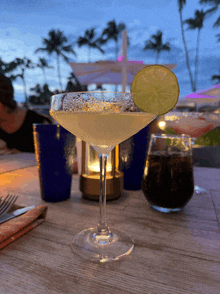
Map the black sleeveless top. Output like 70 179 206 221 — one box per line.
0 109 52 153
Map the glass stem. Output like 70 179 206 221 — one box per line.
97 153 109 235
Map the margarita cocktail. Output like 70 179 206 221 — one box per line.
51 110 155 154
50 92 156 262
50 65 180 262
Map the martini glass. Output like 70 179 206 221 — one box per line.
50 91 157 262
164 111 220 193
164 112 217 142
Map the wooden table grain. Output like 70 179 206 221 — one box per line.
0 153 220 294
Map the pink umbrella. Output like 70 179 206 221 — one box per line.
179 84 220 106
197 83 220 97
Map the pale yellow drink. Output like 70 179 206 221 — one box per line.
50 110 155 153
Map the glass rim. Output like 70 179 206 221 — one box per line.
51 91 134 97
151 134 191 139
50 91 159 115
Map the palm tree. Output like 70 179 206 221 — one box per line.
66 72 86 92
177 0 195 91
184 10 206 91
200 0 220 27
77 28 105 62
200 0 220 3
101 20 126 59
211 69 220 82
184 8 218 90
0 58 9 74
143 30 171 64
35 29 76 91
36 57 53 84
8 57 35 106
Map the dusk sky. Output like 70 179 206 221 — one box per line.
1 0 219 103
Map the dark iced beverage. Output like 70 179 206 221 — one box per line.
142 152 194 210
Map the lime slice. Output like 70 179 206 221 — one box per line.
131 65 180 115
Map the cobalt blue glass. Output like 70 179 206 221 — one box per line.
120 125 149 190
33 124 75 202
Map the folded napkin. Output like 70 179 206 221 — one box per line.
0 204 48 250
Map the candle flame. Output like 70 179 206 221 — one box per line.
89 162 112 172
158 121 166 131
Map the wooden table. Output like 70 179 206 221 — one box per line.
1 153 220 294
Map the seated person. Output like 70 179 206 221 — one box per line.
0 73 53 153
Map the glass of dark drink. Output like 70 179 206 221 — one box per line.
142 134 194 213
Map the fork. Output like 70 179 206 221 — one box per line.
0 194 19 216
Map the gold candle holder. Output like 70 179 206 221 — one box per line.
80 141 124 201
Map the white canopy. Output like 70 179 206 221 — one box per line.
70 30 177 91
69 60 177 86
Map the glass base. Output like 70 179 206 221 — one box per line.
194 185 207 194
71 227 134 262
152 205 181 213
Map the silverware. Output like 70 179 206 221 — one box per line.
0 194 19 216
0 206 35 224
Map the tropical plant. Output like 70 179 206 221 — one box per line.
35 29 76 91
30 83 42 96
101 20 126 59
65 80 81 92
29 83 53 105
0 58 9 74
177 0 195 91
143 30 171 64
8 57 35 106
65 72 87 92
36 57 53 84
77 28 105 62
95 84 106 90
200 0 220 27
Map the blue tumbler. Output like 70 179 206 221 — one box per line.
33 124 76 202
120 125 149 190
